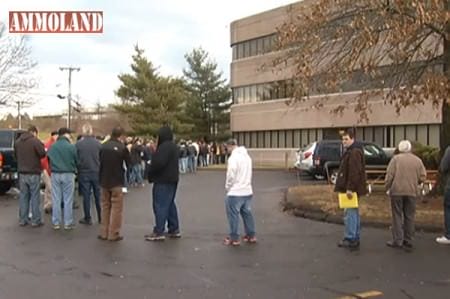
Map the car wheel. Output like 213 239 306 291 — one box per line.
0 182 12 195
329 169 339 185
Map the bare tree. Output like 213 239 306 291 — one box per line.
0 21 37 106
275 0 450 148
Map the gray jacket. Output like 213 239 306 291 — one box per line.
76 136 101 174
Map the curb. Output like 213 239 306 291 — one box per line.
282 190 443 233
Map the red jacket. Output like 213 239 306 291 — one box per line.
40 138 55 175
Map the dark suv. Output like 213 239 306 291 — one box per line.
0 129 25 195
311 140 390 183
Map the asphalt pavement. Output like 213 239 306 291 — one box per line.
0 170 448 299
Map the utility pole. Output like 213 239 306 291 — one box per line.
17 100 21 129
59 66 80 129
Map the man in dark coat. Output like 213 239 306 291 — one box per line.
14 125 46 226
98 127 130 241
145 126 180 241
334 129 367 250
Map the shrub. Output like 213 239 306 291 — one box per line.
411 142 440 170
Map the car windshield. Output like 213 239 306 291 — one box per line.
364 144 383 156
0 131 13 148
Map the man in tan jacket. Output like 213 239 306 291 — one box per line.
385 140 426 251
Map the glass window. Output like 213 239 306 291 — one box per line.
263 36 271 53
244 41 250 58
250 39 257 56
0 131 13 148
308 129 317 143
286 130 293 148
301 130 309 147
405 125 416 142
294 130 301 148
394 126 404 147
363 127 374 142
429 124 439 147
271 131 278 148
264 131 271 148
257 38 264 55
364 143 383 157
250 132 258 148
244 132 251 147
374 127 384 147
278 81 286 99
232 45 237 61
242 86 248 103
250 85 257 103
279 130 286 148
237 43 244 59
257 131 264 148
256 84 264 102
237 132 244 146
417 125 428 146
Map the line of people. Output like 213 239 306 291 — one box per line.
14 124 257 244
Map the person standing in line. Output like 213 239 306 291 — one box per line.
14 125 46 227
130 138 145 187
385 140 426 251
334 129 367 251
41 131 58 214
145 126 180 241
187 140 197 173
223 138 256 246
47 128 78 230
98 127 130 241
437 143 450 245
76 124 102 225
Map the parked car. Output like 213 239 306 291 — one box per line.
294 142 324 179
310 140 390 184
0 129 25 195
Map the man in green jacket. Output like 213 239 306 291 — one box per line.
48 128 78 230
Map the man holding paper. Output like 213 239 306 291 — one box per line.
334 129 367 250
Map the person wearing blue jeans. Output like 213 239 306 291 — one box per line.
76 124 102 225
51 173 75 228
146 126 180 241
18 174 42 226
225 195 256 242
437 146 450 245
344 208 360 242
334 129 367 250
48 127 78 230
14 125 46 227
152 183 179 236
223 139 256 246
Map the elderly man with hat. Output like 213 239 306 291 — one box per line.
47 127 78 230
385 140 426 251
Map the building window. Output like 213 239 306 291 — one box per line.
279 130 286 148
243 42 250 58
286 130 293 148
294 130 301 148
271 131 278 148
250 39 257 57
429 124 440 147
264 131 271 148
417 125 428 146
257 131 264 148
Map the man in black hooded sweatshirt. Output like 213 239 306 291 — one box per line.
145 126 180 241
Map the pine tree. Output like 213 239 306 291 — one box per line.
114 45 190 137
183 48 231 141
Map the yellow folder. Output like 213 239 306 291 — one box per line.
338 192 359 209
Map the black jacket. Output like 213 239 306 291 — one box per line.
99 138 131 189
148 126 179 184
76 136 101 174
14 132 46 174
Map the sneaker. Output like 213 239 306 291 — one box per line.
64 224 75 230
19 222 28 227
242 235 257 244
167 232 182 239
337 239 352 248
436 236 450 245
223 237 240 246
79 219 93 225
386 241 403 249
31 222 44 228
145 234 166 241
53 225 61 230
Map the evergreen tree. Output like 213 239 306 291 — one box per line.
114 45 190 137
183 48 231 141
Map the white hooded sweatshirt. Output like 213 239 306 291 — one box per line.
225 146 253 196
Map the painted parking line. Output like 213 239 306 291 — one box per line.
337 290 384 299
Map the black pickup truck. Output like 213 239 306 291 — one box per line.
0 129 25 195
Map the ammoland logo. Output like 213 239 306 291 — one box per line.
9 11 103 33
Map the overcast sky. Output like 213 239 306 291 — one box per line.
0 0 296 117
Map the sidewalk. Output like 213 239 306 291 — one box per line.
284 184 444 232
